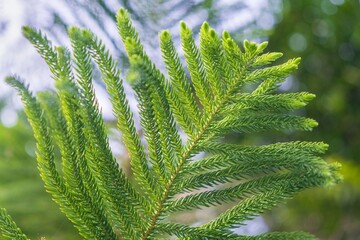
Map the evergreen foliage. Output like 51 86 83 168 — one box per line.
0 8 341 240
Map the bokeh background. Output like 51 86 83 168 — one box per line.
0 0 359 239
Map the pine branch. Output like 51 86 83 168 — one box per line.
2 7 342 240
165 173 301 213
37 92 117 239
0 209 29 240
69 28 143 238
5 77 99 239
180 21 213 113
117 9 182 201
199 22 227 98
160 30 201 135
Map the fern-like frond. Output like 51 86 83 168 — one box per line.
5 77 101 239
160 30 201 135
0 209 29 240
37 92 117 239
179 21 213 114
2 7 341 240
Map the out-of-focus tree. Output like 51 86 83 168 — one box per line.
265 1 360 239
267 0 360 160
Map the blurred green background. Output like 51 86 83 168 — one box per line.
0 0 359 239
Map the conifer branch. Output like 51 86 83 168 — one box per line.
180 21 213 113
5 77 99 239
0 209 29 240
85 31 153 216
1 7 341 240
160 30 201 135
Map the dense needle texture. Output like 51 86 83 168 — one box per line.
0 8 341 240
